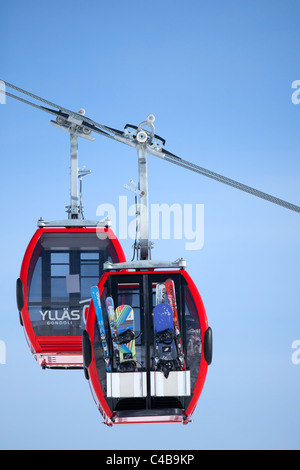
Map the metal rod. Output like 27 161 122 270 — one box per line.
70 133 79 219
137 144 150 260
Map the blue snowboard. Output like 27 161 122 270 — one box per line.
153 303 178 378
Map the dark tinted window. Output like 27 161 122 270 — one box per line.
27 232 116 336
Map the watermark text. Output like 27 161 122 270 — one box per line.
0 81 6 105
291 80 300 104
96 196 204 251
0 340 6 365
291 340 300 365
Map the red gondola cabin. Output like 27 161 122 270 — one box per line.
16 225 126 369
83 263 212 425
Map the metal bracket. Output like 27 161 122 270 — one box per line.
103 258 186 271
50 120 95 141
37 216 111 228
124 180 143 196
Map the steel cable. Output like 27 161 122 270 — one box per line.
2 80 300 214
163 155 300 213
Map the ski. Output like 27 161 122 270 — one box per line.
105 296 120 368
115 305 137 372
165 278 186 370
156 282 167 305
153 303 179 378
154 283 165 372
91 285 112 372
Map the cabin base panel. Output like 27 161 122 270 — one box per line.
34 353 83 369
106 370 191 398
111 408 188 425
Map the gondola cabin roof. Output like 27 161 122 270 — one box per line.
83 267 212 425
17 226 126 369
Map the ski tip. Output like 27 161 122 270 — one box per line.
105 296 114 307
115 304 134 313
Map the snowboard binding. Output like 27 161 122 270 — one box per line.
117 329 135 345
155 328 174 344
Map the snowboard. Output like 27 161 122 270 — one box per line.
165 278 186 370
91 285 112 372
105 297 119 368
153 303 178 378
115 305 137 372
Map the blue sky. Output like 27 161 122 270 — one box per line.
0 0 300 450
